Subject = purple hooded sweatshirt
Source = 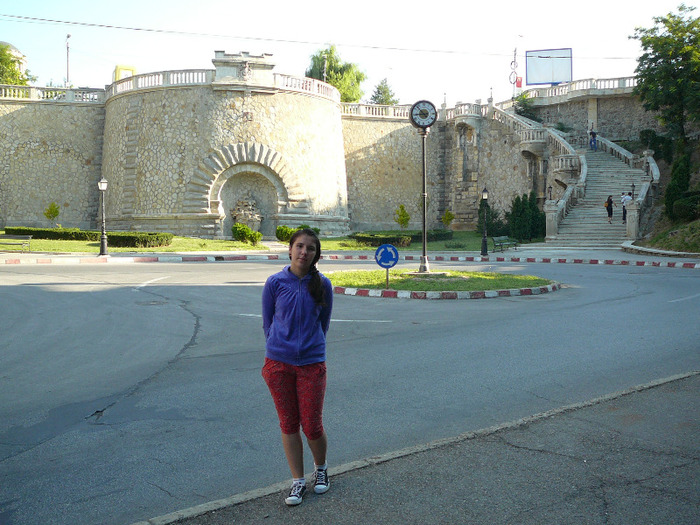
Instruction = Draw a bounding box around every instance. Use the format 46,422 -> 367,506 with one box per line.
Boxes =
262,266 -> 333,366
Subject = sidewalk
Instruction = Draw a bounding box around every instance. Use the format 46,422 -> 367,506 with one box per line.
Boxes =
138,372 -> 699,525
2,242 -> 699,268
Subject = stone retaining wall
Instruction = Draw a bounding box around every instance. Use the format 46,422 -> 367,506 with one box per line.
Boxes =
0,100 -> 104,229
0,68 -> 674,237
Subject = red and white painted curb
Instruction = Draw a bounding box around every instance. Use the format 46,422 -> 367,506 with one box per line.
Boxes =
2,253 -> 698,269
333,282 -> 562,300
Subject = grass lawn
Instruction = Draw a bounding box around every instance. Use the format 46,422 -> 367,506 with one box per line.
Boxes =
328,269 -> 552,292
0,232 -> 267,253
1,230 -> 497,254
322,230 -> 491,252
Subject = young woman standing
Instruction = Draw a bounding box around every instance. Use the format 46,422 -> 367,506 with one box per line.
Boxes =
261,228 -> 333,506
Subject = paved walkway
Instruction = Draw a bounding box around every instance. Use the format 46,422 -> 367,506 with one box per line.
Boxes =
138,372 -> 699,525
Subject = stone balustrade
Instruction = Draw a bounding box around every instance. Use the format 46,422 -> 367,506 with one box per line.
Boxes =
0,84 -> 104,103
445,103 -> 487,120
341,103 -> 410,118
497,75 -> 638,110
105,70 -> 215,98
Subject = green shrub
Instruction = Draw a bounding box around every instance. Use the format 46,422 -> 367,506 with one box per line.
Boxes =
232,222 -> 262,245
393,204 -> 410,229
348,229 -> 452,247
106,231 -> 174,248
43,202 -> 60,226
673,194 -> 700,221
348,232 -> 412,247
276,224 -> 320,242
297,224 -> 321,235
665,153 -> 691,220
276,225 -> 297,242
3,226 -> 173,247
441,209 -> 455,227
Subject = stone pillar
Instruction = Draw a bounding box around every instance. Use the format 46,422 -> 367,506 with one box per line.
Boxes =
544,200 -> 559,239
626,200 -> 639,239
587,98 -> 598,132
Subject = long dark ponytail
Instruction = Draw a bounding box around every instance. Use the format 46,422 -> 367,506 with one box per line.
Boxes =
289,228 -> 326,306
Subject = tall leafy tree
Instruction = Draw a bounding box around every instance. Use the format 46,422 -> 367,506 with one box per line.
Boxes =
369,78 -> 399,105
306,45 -> 366,102
631,4 -> 700,146
632,5 -> 699,219
0,44 -> 34,85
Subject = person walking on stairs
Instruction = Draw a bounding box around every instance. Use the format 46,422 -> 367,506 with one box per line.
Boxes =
605,195 -> 616,223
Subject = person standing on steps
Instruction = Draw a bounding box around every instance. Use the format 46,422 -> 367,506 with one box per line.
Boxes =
605,195 -> 616,223
261,228 -> 333,506
621,192 -> 632,224
589,129 -> 597,151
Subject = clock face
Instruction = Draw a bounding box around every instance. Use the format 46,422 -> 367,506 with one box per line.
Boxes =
410,100 -> 437,129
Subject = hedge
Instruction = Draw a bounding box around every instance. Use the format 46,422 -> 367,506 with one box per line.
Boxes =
349,230 -> 453,247
3,227 -> 173,247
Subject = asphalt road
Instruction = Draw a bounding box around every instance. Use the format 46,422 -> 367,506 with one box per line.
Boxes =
0,257 -> 698,525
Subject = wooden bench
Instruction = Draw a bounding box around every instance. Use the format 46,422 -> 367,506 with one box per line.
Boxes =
0,235 -> 32,252
491,235 -> 518,252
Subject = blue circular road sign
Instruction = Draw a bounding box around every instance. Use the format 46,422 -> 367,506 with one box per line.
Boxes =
375,244 -> 399,269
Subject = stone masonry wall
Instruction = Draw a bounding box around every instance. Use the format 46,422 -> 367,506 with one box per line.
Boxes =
102,85 -> 348,237
0,101 -> 104,229
535,96 -> 665,142
342,117 -> 442,231
0,81 -> 676,237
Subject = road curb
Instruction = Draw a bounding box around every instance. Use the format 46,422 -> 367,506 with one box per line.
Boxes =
2,253 -> 699,269
332,282 -> 563,300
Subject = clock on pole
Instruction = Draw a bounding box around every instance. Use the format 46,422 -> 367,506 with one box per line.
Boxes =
408,100 -> 437,273
409,100 -> 438,129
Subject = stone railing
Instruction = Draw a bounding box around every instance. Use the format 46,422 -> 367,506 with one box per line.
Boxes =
104,70 -> 340,102
274,74 -> 340,103
445,102 -> 488,120
106,69 -> 215,98
491,106 -> 541,135
497,75 -> 638,109
0,84 -> 105,103
341,103 -> 410,118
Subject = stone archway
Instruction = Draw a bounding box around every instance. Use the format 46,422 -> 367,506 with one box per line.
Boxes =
181,142 -> 308,217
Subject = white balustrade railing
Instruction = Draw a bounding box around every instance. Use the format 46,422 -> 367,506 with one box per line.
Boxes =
341,103 -> 410,118
0,84 -> 105,103
105,69 -> 215,98
446,102 -> 487,120
495,75 -> 638,109
274,74 -> 340,103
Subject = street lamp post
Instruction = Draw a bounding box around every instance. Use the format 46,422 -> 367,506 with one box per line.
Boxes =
631,183 -> 635,199
548,185 -> 553,200
480,187 -> 489,257
98,177 -> 108,256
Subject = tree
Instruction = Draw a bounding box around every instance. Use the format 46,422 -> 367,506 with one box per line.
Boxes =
369,78 -> 399,105
306,45 -> 366,103
0,44 -> 34,85
43,202 -> 60,227
393,204 -> 410,229
631,4 -> 700,146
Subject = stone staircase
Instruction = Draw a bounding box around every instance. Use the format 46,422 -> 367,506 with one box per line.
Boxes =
546,151 -> 646,247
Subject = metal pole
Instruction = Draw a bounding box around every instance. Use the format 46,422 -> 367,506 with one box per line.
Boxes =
66,34 -> 71,87
99,188 -> 108,256
481,200 -> 488,256
419,128 -> 430,273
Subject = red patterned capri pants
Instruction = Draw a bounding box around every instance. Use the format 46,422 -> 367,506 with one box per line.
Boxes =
262,357 -> 326,440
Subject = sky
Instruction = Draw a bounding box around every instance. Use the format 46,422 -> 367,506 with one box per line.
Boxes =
1,0 -> 697,107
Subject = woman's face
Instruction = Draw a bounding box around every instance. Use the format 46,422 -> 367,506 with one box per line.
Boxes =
289,234 -> 318,277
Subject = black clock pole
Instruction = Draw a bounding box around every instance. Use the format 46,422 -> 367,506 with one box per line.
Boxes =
419,127 -> 430,273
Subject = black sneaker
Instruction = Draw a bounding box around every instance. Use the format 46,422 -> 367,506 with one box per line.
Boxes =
285,482 -> 306,506
314,468 -> 330,494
